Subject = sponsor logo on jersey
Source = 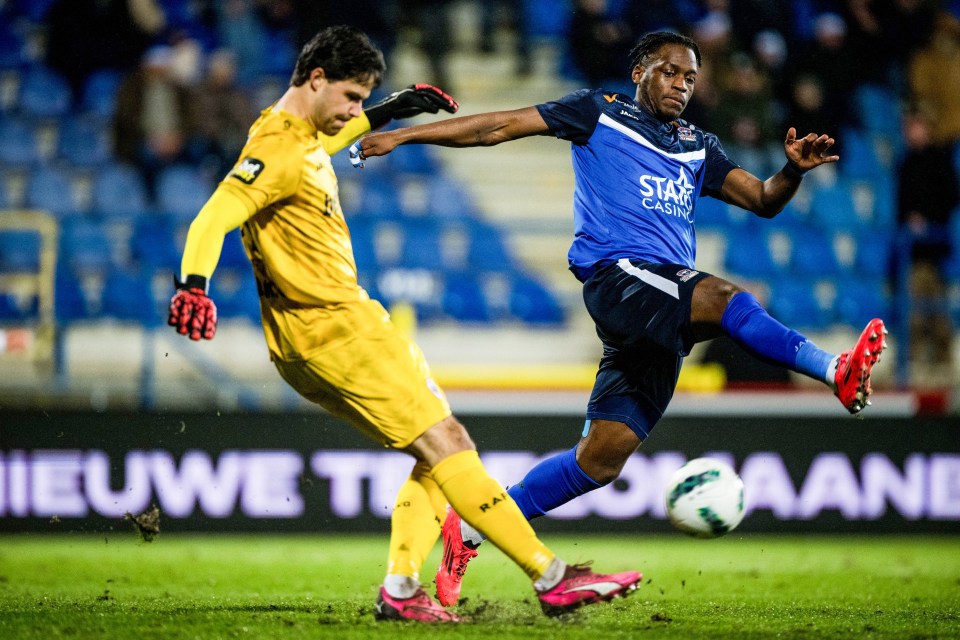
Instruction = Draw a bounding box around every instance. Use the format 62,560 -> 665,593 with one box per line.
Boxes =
677,126 -> 696,142
604,93 -> 640,111
619,109 -> 640,121
676,268 -> 700,282
638,168 -> 696,222
229,157 -> 265,184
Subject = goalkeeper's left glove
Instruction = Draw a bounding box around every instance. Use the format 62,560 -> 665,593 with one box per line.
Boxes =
364,83 -> 458,129
168,274 -> 218,341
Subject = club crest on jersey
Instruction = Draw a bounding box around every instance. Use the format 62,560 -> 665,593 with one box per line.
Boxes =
230,157 -> 265,184
676,268 -> 700,282
677,126 -> 696,142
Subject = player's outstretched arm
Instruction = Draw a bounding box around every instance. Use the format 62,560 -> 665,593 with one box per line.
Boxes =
720,127 -> 840,219
350,106 -> 549,168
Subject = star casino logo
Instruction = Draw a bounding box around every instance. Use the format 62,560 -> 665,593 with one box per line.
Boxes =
638,168 -> 695,222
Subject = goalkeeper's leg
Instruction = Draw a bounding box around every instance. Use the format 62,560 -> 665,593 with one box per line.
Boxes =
408,416 -> 641,614
379,461 -> 461,622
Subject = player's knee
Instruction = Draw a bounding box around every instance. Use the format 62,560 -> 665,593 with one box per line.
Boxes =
576,448 -> 630,485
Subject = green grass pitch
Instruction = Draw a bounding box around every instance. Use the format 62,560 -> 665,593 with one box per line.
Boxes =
0,533 -> 957,639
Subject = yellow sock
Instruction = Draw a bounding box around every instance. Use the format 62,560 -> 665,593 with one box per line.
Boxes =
387,461 -> 446,580
431,450 -> 554,580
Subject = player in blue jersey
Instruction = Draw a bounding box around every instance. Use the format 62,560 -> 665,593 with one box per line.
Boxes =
349,31 -> 887,607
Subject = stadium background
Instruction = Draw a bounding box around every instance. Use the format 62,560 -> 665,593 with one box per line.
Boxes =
0,0 -> 958,536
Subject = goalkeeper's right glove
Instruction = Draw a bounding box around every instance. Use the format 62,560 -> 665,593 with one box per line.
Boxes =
168,274 -> 217,341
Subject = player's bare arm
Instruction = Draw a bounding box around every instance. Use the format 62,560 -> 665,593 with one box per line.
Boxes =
719,127 -> 839,218
355,106 -> 550,159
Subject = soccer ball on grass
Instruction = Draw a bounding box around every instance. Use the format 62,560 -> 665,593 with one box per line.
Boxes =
665,457 -> 745,538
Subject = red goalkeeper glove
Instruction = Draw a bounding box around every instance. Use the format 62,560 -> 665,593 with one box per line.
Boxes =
364,83 -> 459,129
168,275 -> 217,341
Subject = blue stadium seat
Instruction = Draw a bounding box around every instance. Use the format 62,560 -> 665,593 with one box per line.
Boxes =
54,266 -> 92,322
509,274 -> 564,325
0,116 -> 40,165
209,266 -> 260,323
442,271 -> 490,322
836,128 -> 891,183
0,228 -> 40,271
855,84 -> 901,139
102,266 -> 159,324
467,219 -> 514,271
768,279 -> 833,330
57,115 -> 112,167
59,217 -> 115,274
25,165 -> 82,217
353,177 -> 403,218
155,164 -> 214,220
131,215 -> 179,270
219,228 -> 249,269
17,65 -> 71,118
425,176 -> 480,218
0,21 -> 26,69
400,218 -> 440,269
693,195 -> 733,229
525,0 -> 573,37
389,143 -> 439,176
348,216 -> 378,271
723,228 -> 780,279
833,276 -> 891,328
853,237 -> 893,277
789,227 -> 840,277
374,267 -> 443,322
92,163 -> 149,215
80,70 -> 123,120
809,179 -> 861,231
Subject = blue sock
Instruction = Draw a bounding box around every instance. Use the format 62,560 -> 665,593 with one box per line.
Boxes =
507,446 -> 604,520
720,291 -> 833,382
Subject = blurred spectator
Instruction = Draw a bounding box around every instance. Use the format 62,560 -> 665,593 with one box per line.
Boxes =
791,13 -> 858,131
711,52 -> 779,175
895,106 -> 960,372
784,74 -> 843,149
726,0 -> 796,53
45,0 -> 166,102
567,0 -> 634,88
397,0 -> 455,91
841,0 -> 937,90
189,49 -> 260,179
908,9 -> 960,146
114,45 -> 198,198
477,0 -> 531,75
624,0 -> 693,36
752,29 -> 790,127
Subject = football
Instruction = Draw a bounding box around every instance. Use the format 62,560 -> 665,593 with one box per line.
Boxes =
665,457 -> 745,538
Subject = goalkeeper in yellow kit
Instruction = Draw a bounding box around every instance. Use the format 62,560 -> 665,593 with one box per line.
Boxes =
167,25 -> 641,622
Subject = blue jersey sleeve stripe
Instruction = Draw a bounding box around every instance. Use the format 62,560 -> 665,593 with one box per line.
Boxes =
598,114 -> 706,162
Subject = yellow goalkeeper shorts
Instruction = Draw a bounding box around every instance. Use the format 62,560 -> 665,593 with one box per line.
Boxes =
271,297 -> 451,449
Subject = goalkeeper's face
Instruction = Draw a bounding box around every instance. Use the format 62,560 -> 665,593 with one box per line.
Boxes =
311,74 -> 374,135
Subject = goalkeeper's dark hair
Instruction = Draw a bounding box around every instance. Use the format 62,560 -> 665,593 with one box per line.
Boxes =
628,31 -> 702,71
290,25 -> 385,88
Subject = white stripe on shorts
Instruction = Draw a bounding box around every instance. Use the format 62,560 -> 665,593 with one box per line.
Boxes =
617,258 -> 679,299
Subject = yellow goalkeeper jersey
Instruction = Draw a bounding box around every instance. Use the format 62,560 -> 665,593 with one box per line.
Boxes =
181,106 -> 377,360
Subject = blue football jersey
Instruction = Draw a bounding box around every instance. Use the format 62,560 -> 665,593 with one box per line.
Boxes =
536,89 -> 738,280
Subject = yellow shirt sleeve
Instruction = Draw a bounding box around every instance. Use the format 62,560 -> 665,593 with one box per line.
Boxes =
179,188 -> 255,279
321,112 -> 371,155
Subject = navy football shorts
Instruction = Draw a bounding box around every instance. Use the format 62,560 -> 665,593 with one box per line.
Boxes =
581,259 -> 711,440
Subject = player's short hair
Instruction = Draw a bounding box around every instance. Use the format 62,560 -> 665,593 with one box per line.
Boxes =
290,25 -> 385,88
628,31 -> 702,71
